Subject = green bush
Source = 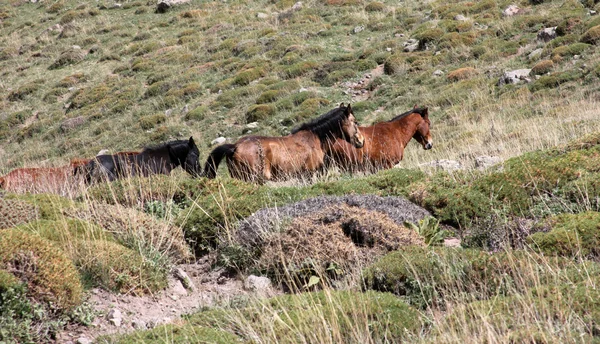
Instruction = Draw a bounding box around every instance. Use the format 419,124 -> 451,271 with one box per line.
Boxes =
383,54 -> 405,75
580,25 -> 600,45
139,113 -> 167,130
185,105 -> 209,121
245,104 -> 276,122
0,229 -> 82,311
527,212 -> 600,259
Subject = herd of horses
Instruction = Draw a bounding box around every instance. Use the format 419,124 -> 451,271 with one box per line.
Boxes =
0,103 -> 432,193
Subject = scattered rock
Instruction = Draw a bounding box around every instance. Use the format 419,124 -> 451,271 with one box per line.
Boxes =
528,48 -> 543,60
394,33 -> 405,38
97,149 -> 110,156
76,337 -> 91,344
537,27 -> 557,42
244,275 -> 272,293
475,156 -> 503,170
211,137 -> 227,146
173,267 -> 197,292
156,0 -> 191,13
403,41 -> 419,53
107,308 -> 123,327
165,109 -> 173,116
444,237 -> 461,248
257,12 -> 269,19
433,69 -> 444,77
60,116 -> 86,132
590,10 -> 597,16
181,104 -> 189,115
278,1 -> 302,21
497,69 -> 532,86
132,319 -> 147,330
112,3 -> 122,9
172,280 -> 188,297
291,1 -> 303,10
454,14 -> 468,21
503,4 -> 520,17
353,25 -> 364,34
246,122 -> 259,129
420,159 -> 463,171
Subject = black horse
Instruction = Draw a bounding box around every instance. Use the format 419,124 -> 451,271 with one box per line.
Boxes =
82,137 -> 201,183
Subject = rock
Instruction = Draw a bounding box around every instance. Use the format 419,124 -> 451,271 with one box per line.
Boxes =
181,104 -> 189,115
475,156 -> 503,170
502,4 -> 520,17
112,3 -> 122,9
528,48 -> 543,60
454,14 -> 467,21
386,47 -> 392,52
60,116 -> 86,132
257,12 -> 269,19
497,69 -> 532,86
107,308 -> 122,327
97,149 -> 110,156
48,24 -> 63,32
433,69 -> 444,77
291,1 -> 302,10
394,33 -> 405,38
537,27 -> 557,42
172,280 -> 188,296
132,319 -> 147,329
211,137 -> 227,146
246,122 -> 259,129
165,109 -> 173,116
244,275 -> 272,293
156,0 -> 191,13
590,10 -> 597,16
353,25 -> 364,34
420,159 -> 463,171
174,267 -> 197,291
76,337 -> 91,344
403,42 -> 419,53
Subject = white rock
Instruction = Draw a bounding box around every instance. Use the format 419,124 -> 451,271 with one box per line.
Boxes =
244,275 -> 272,293
498,69 -> 532,86
528,48 -> 543,60
291,1 -> 302,11
246,122 -> 259,129
257,12 -> 269,19
107,308 -> 123,327
97,149 -> 110,156
537,27 -> 557,42
211,137 -> 227,146
420,159 -> 463,171
76,337 -> 91,344
353,25 -> 364,34
132,319 -> 147,329
454,14 -> 467,21
503,4 -> 520,17
433,70 -> 444,77
475,156 -> 503,170
172,280 -> 188,296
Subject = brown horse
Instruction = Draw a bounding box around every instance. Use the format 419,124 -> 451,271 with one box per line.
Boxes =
329,107 -> 432,172
203,104 -> 365,183
0,159 -> 86,194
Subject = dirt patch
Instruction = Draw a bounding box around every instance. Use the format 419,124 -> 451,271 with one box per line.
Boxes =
57,255 -> 274,343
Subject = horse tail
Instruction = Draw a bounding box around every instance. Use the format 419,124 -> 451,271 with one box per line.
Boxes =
0,176 -> 5,189
203,144 -> 236,179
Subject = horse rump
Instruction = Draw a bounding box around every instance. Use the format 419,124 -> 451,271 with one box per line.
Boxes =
203,143 -> 236,178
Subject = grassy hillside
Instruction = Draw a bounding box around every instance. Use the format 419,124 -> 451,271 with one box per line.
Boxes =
2,0 -> 600,342
1,0 -> 600,171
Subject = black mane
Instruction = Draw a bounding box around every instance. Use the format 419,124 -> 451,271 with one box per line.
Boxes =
291,106 -> 349,140
388,107 -> 428,122
140,139 -> 189,153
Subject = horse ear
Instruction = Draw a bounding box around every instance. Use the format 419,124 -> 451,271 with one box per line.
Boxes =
188,136 -> 195,147
346,103 -> 352,114
422,107 -> 429,119
339,102 -> 345,108
413,104 -> 418,109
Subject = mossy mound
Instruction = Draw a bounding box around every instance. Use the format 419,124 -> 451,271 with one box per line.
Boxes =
49,47 -> 87,69
362,246 -> 588,309
111,290 -> 422,343
0,229 -> 82,311
73,239 -> 168,294
530,59 -> 554,75
245,104 -> 276,123
581,24 -> 600,44
527,211 -> 600,259
447,67 -> 477,81
0,198 -> 40,229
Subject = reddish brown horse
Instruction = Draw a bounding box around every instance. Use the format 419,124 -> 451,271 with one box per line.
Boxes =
329,107 -> 432,172
203,104 -> 365,183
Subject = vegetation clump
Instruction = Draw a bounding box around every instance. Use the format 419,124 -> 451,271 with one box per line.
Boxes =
0,199 -> 40,229
447,67 -> 477,81
245,104 -> 276,122
581,24 -> 600,44
530,59 -> 554,75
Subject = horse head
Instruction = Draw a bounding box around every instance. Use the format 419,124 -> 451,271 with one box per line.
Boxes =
169,137 -> 201,177
412,107 -> 433,150
340,103 -> 365,149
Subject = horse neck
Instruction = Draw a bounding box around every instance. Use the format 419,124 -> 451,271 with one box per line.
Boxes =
390,113 -> 422,146
140,146 -> 177,167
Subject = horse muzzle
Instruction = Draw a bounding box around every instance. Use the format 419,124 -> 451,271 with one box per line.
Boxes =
424,142 -> 433,150
353,136 -> 365,149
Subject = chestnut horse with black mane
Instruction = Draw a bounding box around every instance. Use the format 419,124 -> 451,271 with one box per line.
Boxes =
329,107 -> 432,172
82,137 -> 201,183
203,104 -> 365,183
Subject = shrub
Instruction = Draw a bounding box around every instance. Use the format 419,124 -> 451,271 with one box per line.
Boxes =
365,2 -> 385,12
185,105 -> 209,121
0,229 -> 82,311
7,80 -> 43,101
256,90 -> 284,104
0,199 -> 40,229
280,61 -> 319,79
447,67 -> 477,82
530,59 -> 554,75
49,47 -> 86,69
580,25 -> 600,45
383,54 -> 405,75
529,70 -> 582,91
414,28 -> 444,49
551,42 -> 590,58
139,113 -> 167,130
245,104 -> 276,122
527,212 -> 600,259
233,67 -> 265,86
